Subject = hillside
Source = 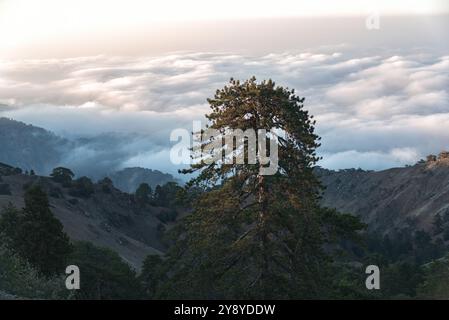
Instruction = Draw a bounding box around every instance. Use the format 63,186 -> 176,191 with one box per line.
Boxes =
0,117 -> 179,191
0,163 -> 177,270
0,118 -> 69,174
319,153 -> 449,236
109,167 -> 180,193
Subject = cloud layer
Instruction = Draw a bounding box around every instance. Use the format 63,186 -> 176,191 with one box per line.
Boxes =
1,51 -> 448,174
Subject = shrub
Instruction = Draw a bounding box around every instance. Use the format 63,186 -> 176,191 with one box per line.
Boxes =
69,176 -> 95,198
135,183 -> 152,205
0,244 -> 69,299
68,241 -> 143,299
98,177 -> 114,194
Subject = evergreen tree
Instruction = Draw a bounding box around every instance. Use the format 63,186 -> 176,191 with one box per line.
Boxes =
50,167 -> 74,186
418,257 -> 449,299
69,176 -> 95,198
135,183 -> 152,205
153,185 -> 163,204
139,254 -> 164,298
0,187 -> 72,276
157,78 -> 363,299
98,177 -> 114,193
154,182 -> 182,207
68,241 -> 142,299
0,204 -> 21,248
433,213 -> 444,235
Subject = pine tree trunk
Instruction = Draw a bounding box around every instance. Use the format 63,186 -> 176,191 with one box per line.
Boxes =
258,174 -> 269,296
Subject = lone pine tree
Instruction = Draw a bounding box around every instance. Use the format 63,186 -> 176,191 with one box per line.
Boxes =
156,77 -> 363,299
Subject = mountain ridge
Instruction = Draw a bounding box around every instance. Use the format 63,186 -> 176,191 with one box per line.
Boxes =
318,155 -> 449,237
0,117 -> 179,192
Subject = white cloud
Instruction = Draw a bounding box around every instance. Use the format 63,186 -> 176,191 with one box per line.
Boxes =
0,51 -> 448,172
320,148 -> 421,171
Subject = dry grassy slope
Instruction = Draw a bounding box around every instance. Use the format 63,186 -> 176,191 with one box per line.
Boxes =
0,169 -> 170,270
319,160 -> 449,235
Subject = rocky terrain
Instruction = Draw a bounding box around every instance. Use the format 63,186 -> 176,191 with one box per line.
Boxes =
318,152 -> 449,236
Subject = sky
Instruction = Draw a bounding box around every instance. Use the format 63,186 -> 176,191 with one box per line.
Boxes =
0,1 -> 448,176
1,0 -> 448,58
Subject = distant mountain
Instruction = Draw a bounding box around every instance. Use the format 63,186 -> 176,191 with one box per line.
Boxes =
0,117 -> 179,186
0,118 -> 69,174
318,153 -> 449,236
109,167 -> 180,193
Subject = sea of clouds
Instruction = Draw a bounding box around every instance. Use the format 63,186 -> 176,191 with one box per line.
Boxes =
0,50 -> 448,176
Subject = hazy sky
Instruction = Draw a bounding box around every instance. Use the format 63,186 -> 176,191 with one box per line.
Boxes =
1,0 -> 448,57
0,1 -> 448,176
